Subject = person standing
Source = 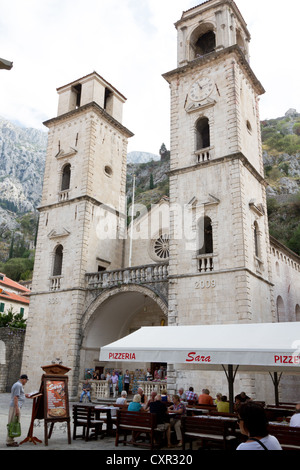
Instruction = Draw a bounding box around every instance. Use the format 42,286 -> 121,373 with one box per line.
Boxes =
7,374 -> 29,447
111,371 -> 118,398
124,370 -> 130,394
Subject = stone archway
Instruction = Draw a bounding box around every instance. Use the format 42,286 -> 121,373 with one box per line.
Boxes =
79,284 -> 168,378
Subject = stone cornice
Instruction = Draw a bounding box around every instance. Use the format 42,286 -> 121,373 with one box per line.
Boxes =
167,152 -> 268,187
270,235 -> 300,264
37,194 -> 127,219
175,1 -> 250,40
43,101 -> 134,139
162,45 -> 265,96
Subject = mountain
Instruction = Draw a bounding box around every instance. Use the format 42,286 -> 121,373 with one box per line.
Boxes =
0,117 -> 47,213
127,151 -> 160,164
0,110 -> 299,270
262,111 -> 300,253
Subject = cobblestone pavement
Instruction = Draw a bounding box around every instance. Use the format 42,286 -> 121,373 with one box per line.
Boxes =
0,393 -> 140,451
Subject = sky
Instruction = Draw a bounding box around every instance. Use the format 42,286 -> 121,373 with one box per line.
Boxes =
0,0 -> 299,155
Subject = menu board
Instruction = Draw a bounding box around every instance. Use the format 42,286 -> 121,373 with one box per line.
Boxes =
44,377 -> 69,420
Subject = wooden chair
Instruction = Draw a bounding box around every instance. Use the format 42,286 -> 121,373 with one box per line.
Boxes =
181,416 -> 238,450
115,410 -> 158,450
72,405 -> 104,441
268,424 -> 300,451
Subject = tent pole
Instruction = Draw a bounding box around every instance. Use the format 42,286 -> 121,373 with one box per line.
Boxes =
228,365 -> 234,413
269,372 -> 282,407
222,365 -> 238,413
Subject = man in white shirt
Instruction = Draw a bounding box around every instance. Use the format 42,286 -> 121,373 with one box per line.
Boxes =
7,374 -> 29,447
290,403 -> 300,427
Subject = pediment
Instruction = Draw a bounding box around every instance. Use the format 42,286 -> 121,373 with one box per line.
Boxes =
55,147 -> 77,159
48,228 -> 71,239
188,194 -> 220,208
185,98 -> 216,114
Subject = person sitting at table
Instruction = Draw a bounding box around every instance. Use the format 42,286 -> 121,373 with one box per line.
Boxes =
137,387 -> 147,408
145,390 -> 157,410
290,403 -> 300,427
234,391 -> 251,411
185,387 -> 198,404
214,392 -> 222,405
216,395 -> 230,413
128,394 -> 142,412
116,390 -> 128,406
198,388 -> 214,406
236,402 -> 282,450
79,380 -> 92,402
150,394 -> 170,445
161,389 -> 169,403
167,394 -> 186,448
178,388 -> 187,402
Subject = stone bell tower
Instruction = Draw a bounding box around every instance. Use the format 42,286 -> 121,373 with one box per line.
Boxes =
163,0 -> 275,329
22,72 -> 133,393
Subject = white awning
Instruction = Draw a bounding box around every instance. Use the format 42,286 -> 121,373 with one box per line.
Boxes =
100,322 -> 300,373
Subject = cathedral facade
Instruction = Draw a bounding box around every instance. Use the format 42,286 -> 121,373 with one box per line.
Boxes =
22,0 -> 300,401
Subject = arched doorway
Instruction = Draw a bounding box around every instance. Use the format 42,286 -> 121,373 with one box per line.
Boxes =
79,285 -> 168,380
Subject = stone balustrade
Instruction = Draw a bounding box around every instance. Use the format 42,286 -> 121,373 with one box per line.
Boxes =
195,146 -> 213,163
137,380 -> 168,397
197,254 -> 214,272
78,380 -> 168,400
86,263 -> 169,289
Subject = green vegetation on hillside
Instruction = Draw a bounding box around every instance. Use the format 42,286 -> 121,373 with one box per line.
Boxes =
262,114 -> 300,255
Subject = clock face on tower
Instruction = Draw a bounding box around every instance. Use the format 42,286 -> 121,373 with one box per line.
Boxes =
189,77 -> 214,102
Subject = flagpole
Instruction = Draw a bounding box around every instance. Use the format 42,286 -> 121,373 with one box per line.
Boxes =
129,174 -> 136,268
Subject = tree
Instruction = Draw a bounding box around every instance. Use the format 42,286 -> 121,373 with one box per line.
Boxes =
149,173 -> 154,190
0,307 -> 27,329
9,232 -> 15,259
287,224 -> 300,256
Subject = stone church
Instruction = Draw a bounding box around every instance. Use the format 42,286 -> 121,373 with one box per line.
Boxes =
22,0 -> 300,401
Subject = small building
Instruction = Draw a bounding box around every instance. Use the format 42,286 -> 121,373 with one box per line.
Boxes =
0,273 -> 30,318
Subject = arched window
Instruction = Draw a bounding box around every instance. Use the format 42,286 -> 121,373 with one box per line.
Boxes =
254,221 -> 260,258
198,216 -> 213,255
196,117 -> 210,151
61,164 -> 71,191
53,245 -> 63,276
276,296 -> 285,322
189,24 -> 216,60
194,31 -> 216,57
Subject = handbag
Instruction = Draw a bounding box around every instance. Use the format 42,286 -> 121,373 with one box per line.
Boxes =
7,416 -> 21,438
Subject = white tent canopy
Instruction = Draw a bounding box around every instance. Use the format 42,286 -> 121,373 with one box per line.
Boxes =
100,322 -> 300,373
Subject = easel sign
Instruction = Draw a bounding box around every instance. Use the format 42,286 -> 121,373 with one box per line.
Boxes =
20,363 -> 71,447
42,364 -> 71,446
44,377 -> 69,419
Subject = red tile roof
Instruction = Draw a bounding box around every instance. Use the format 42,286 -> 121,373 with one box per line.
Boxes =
0,273 -> 30,293
0,290 -> 30,305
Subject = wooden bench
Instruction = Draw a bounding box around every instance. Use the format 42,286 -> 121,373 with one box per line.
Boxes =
115,410 -> 158,450
181,416 -> 238,450
72,405 -> 104,441
265,407 -> 294,422
268,424 -> 300,451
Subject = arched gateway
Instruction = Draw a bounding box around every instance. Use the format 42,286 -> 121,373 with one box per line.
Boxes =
80,284 -> 168,380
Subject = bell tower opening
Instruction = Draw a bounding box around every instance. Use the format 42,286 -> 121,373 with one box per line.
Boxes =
190,24 -> 216,61
196,117 -> 210,150
195,31 -> 216,57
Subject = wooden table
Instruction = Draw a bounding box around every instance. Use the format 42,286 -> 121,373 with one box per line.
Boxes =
95,406 -> 116,436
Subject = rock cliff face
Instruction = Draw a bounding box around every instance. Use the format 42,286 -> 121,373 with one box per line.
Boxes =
0,117 -> 48,214
0,112 -> 299,262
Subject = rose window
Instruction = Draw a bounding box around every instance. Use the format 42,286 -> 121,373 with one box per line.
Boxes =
153,234 -> 169,260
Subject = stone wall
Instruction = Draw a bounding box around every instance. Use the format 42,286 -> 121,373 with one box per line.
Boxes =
0,328 -> 25,392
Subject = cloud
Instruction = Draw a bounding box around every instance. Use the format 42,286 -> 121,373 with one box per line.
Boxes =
0,0 -> 299,154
